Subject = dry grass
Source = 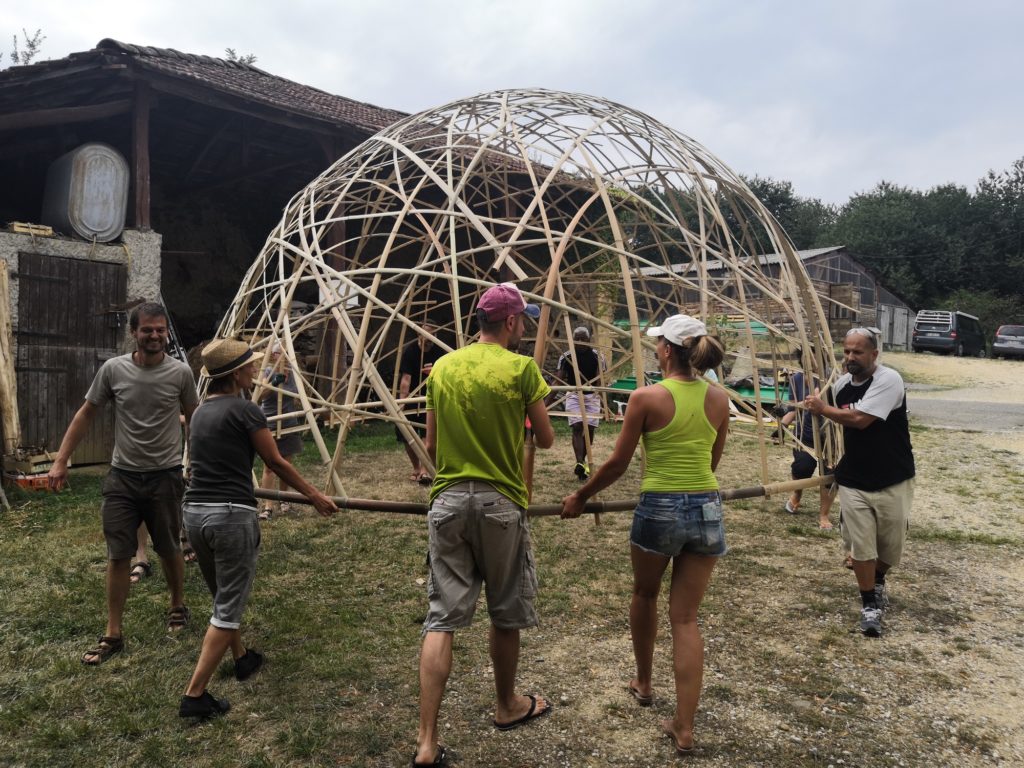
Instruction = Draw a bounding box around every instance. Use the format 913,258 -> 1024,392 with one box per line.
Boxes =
1,385 -> 1023,766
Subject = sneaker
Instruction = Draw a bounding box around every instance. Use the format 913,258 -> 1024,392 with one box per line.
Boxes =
581,462 -> 591,479
235,648 -> 264,681
860,606 -> 882,638
873,582 -> 890,610
179,690 -> 231,719
574,462 -> 587,480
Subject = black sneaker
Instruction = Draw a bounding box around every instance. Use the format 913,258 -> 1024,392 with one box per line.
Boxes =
574,462 -> 587,480
179,691 -> 231,719
235,648 -> 264,681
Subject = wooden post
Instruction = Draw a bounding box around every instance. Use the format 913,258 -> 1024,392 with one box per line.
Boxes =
132,81 -> 151,230
0,264 -> 20,454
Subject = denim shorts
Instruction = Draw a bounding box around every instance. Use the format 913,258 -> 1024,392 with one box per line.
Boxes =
630,491 -> 728,557
423,481 -> 538,632
183,502 -> 261,630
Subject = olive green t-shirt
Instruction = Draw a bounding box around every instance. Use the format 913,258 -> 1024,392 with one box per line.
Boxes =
85,353 -> 198,471
426,343 -> 550,509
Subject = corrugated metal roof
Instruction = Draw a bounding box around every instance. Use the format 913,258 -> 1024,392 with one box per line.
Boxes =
638,246 -> 846,277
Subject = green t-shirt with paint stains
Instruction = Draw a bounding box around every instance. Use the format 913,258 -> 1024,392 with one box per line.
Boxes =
426,342 -> 550,509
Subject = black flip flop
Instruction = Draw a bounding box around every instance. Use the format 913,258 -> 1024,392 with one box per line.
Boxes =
493,694 -> 552,731
410,744 -> 447,767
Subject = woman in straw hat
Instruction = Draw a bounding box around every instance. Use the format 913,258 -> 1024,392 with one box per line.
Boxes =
178,339 -> 338,720
561,315 -> 729,756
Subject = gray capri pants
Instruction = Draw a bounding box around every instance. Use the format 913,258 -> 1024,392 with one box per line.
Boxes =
182,502 -> 261,630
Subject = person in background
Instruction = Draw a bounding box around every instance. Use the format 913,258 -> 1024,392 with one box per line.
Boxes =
562,314 -> 729,757
397,323 -> 445,485
258,341 -> 304,520
781,350 -> 836,531
556,326 -> 606,481
179,339 -> 337,719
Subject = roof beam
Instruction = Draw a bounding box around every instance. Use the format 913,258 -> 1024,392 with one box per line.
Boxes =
0,99 -> 132,132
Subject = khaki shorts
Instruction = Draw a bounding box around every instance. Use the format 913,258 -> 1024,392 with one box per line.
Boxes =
423,481 -> 538,632
101,467 -> 185,560
839,478 -> 914,566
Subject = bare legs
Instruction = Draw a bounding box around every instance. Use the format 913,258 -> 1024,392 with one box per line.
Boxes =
415,631 -> 453,765
101,558 -> 132,640
788,483 -> 837,529
134,525 -> 148,567
570,423 -> 595,465
629,545 -> 718,751
415,626 -> 548,765
629,546 -> 671,700
260,458 -> 295,514
184,625 -> 246,697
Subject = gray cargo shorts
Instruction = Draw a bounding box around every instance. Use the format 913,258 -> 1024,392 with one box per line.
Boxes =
423,481 -> 539,632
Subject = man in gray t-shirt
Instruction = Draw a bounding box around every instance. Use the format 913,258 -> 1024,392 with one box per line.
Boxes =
48,303 -> 199,665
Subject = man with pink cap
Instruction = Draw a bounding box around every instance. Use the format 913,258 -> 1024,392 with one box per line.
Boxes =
411,282 -> 555,767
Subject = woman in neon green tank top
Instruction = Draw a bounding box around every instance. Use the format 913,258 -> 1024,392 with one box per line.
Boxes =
562,315 -> 730,756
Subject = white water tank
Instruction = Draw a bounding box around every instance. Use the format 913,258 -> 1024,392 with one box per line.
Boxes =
41,143 -> 129,242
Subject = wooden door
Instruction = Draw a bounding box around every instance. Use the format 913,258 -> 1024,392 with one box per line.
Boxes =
15,253 -> 127,465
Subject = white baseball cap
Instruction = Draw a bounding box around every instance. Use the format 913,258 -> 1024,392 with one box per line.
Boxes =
646,314 -> 707,345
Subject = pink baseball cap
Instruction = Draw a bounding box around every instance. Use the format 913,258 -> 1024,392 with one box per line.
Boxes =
477,282 -> 541,321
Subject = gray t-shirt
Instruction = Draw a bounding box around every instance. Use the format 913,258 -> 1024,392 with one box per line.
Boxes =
184,396 -> 268,506
85,353 -> 199,471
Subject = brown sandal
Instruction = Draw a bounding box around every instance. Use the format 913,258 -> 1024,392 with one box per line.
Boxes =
129,561 -> 152,584
167,605 -> 191,632
82,635 -> 123,665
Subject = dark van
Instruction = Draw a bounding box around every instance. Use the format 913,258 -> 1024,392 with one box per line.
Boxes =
911,310 -> 985,356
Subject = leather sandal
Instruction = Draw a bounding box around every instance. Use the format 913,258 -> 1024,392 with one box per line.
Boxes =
129,561 -> 152,584
167,605 -> 191,632
82,635 -> 123,665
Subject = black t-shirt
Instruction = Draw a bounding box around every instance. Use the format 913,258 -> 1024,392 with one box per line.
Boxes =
185,396 -> 268,505
834,376 -> 915,491
400,342 -> 445,394
558,348 -> 601,389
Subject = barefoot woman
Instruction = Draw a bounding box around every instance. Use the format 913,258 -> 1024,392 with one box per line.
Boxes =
562,315 -> 729,755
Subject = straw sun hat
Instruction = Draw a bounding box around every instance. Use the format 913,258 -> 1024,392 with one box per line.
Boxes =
200,339 -> 264,378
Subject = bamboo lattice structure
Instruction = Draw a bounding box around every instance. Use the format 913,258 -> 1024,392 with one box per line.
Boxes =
210,89 -> 841,495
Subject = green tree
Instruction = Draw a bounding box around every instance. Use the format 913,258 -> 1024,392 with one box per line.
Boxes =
224,48 -> 257,65
2,28 -> 45,67
741,175 -> 836,250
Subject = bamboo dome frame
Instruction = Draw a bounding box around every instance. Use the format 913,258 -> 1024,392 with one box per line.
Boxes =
212,88 -> 841,495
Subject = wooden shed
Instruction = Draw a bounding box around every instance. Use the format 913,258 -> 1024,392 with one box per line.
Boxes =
641,246 -> 915,350
0,39 -> 407,462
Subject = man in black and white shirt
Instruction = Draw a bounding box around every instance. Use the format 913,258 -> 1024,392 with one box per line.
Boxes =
804,328 -> 915,638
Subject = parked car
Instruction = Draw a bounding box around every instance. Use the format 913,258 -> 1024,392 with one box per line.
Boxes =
992,324 -> 1024,359
911,310 -> 985,356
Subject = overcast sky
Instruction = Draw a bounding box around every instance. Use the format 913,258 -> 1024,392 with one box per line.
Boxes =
6,0 -> 1022,204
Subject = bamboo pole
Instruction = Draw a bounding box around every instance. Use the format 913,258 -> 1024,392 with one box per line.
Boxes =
257,474 -> 835,516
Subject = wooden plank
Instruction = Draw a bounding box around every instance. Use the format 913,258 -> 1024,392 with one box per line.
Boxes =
0,265 -> 20,453
0,99 -> 133,132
